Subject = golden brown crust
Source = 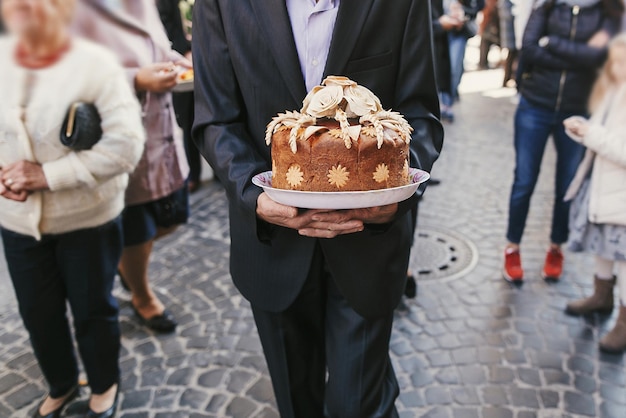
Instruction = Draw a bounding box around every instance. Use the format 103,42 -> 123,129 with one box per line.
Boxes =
271,120 -> 410,192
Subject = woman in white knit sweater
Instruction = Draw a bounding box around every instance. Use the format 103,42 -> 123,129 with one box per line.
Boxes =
0,1 -> 144,417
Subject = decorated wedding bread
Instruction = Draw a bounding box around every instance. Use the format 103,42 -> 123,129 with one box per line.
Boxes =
265,76 -> 413,192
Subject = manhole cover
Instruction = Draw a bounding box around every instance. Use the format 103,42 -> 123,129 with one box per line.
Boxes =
409,225 -> 478,282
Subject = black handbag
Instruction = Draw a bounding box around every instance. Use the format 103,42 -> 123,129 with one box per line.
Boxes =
59,102 -> 102,150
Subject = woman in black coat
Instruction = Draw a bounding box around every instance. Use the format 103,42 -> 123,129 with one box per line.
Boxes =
503,0 -> 623,284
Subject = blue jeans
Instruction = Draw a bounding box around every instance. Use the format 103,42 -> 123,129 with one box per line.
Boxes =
2,218 -> 123,397
441,32 -> 469,107
506,97 -> 585,245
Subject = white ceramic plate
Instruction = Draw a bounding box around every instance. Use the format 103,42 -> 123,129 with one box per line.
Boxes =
252,168 -> 430,209
173,79 -> 194,93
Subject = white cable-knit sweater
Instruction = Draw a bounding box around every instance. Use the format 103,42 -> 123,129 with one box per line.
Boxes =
0,36 -> 145,240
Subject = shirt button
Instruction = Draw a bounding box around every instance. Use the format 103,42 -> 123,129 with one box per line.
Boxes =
312,59 -> 319,66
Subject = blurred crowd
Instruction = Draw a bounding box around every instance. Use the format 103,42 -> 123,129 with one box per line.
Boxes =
1,0 -> 626,417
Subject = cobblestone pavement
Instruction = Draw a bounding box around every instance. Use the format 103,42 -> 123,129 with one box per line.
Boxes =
1,67 -> 626,417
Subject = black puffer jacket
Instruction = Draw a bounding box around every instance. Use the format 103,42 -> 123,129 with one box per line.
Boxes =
519,1 -> 620,113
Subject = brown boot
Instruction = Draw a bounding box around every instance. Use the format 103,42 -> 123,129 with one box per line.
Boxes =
565,276 -> 615,315
599,305 -> 626,353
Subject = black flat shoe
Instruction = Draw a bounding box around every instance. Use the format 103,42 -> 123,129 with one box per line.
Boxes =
33,385 -> 79,418
132,305 -> 178,333
86,386 -> 119,418
404,275 -> 417,299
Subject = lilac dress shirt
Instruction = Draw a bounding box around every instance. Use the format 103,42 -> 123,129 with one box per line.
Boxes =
286,0 -> 340,92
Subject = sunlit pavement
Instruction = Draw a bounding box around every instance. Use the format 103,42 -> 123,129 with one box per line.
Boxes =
0,45 -> 624,417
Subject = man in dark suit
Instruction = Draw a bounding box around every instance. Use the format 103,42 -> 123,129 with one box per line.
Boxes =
192,1 -> 443,416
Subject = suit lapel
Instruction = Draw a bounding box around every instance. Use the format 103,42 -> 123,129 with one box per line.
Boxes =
324,0 -> 375,77
250,0 -> 307,103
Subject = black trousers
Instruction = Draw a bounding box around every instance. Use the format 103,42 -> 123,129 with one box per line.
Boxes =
1,218 -> 123,396
173,91 -> 201,183
252,244 -> 399,418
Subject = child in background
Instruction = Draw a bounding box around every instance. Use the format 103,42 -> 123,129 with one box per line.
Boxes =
563,33 -> 626,353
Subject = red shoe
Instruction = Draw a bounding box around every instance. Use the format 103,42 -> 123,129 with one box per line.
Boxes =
542,247 -> 563,281
503,247 -> 524,283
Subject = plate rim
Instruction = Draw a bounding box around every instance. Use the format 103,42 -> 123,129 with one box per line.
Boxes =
251,167 -> 429,196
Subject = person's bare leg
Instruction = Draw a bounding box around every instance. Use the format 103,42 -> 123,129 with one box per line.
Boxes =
38,387 -> 77,415
118,226 -> 178,319
89,383 -> 118,414
118,240 -> 164,319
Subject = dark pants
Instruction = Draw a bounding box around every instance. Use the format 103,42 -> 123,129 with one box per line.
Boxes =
1,218 -> 123,397
252,245 -> 399,418
506,97 -> 585,245
173,91 -> 201,183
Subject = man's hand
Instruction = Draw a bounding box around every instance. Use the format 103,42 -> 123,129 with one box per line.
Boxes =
297,203 -> 398,238
256,192 -> 365,238
1,161 -> 48,195
135,62 -> 179,93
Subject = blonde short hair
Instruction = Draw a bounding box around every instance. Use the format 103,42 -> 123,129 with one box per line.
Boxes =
589,33 -> 626,113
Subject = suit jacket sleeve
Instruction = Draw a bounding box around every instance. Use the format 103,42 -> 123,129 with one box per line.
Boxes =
191,0 -> 266,219
396,0 -> 444,183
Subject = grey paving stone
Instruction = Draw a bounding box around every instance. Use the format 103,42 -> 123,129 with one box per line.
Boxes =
458,365 -> 486,385
452,407 -> 479,418
425,387 -> 452,406
167,367 -> 194,386
599,382 -> 626,405
539,390 -> 560,409
517,411 -> 537,418
488,366 -> 516,384
481,386 -> 508,406
564,391 -> 596,417
423,406 -> 452,418
205,394 -> 228,414
598,364 -> 626,387
410,370 -> 434,388
451,387 -> 480,405
542,369 -> 571,386
435,367 -> 460,385
121,389 -> 152,410
0,373 -> 25,395
599,400 -> 626,418
574,374 -> 597,394
180,388 -> 209,410
151,388 -> 179,409
225,396 -> 257,418
481,407 -> 514,418
5,383 -> 43,410
398,390 -> 425,408
567,354 -> 595,375
517,367 -> 541,387
509,388 -> 540,409
427,351 -> 452,367
0,402 -> 12,418
246,378 -> 274,404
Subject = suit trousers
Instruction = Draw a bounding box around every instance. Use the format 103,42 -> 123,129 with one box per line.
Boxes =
252,243 -> 399,418
1,218 -> 123,396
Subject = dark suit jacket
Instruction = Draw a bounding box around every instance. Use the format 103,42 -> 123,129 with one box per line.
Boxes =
192,0 -> 443,319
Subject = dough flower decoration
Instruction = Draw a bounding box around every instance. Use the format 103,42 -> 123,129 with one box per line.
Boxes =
285,165 -> 304,187
266,76 -> 412,153
372,163 -> 390,183
327,164 -> 350,188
